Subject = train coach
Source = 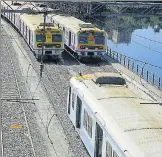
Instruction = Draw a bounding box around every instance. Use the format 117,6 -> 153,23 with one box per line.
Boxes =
48,14 -> 107,61
1,1 -> 64,61
67,72 -> 162,157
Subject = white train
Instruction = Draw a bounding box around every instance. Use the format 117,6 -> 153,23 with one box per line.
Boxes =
67,72 -> 162,157
1,1 -> 64,61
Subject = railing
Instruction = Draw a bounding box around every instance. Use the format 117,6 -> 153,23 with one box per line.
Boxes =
106,48 -> 162,91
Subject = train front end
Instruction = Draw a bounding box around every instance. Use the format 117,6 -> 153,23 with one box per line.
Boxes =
35,23 -> 64,60
77,27 -> 107,61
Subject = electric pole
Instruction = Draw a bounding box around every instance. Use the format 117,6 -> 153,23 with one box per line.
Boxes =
40,11 -> 47,78
0,2 -> 2,156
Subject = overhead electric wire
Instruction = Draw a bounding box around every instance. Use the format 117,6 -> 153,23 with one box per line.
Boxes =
133,34 -> 162,45
132,40 -> 162,55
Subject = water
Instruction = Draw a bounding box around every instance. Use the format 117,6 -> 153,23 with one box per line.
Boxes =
107,27 -> 162,77
88,16 -> 162,78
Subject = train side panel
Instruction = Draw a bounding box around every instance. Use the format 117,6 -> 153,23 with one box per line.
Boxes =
67,84 -> 96,157
67,75 -> 129,157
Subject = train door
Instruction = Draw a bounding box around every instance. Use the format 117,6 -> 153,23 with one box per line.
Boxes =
95,123 -> 103,157
29,29 -> 30,45
30,31 -> 33,48
76,96 -> 82,128
69,31 -> 71,46
67,86 -> 71,115
23,22 -> 24,35
20,20 -> 21,32
26,26 -> 27,39
13,14 -> 16,25
4,7 -> 5,16
10,13 -> 12,21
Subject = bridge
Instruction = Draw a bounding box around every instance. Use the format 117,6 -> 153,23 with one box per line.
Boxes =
1,0 -> 162,16
0,0 -> 162,2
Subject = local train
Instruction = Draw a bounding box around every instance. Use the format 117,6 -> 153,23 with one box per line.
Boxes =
48,14 -> 107,61
32,5 -> 107,61
2,1 -> 107,61
67,72 -> 162,157
1,1 -> 64,61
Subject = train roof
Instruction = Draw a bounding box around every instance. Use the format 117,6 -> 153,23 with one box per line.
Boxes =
20,14 -> 60,30
70,72 -> 162,157
49,14 -> 104,34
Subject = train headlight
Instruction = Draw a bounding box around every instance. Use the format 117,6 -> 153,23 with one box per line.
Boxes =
37,44 -> 42,48
99,46 -> 103,49
80,45 -> 85,49
56,44 -> 61,48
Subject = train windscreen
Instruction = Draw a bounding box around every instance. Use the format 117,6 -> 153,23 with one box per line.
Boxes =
78,32 -> 89,44
36,34 -> 46,42
52,34 -> 62,42
94,32 -> 105,45
79,32 -> 105,45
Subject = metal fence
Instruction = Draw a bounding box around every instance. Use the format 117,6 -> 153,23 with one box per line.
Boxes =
106,48 -> 162,91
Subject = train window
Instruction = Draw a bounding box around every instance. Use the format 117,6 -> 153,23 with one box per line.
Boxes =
74,35 -> 75,44
26,26 -> 28,38
52,34 -> 62,42
72,92 -> 75,109
23,22 -> 24,34
106,142 -> 112,157
83,110 -> 88,129
95,122 -> 103,157
65,30 -> 68,39
36,35 -> 46,42
31,32 -> 33,43
83,110 -> 92,138
88,116 -> 92,137
113,151 -> 119,157
71,34 -> 73,43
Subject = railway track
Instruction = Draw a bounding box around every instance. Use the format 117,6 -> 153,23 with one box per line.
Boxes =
1,27 -> 36,157
62,48 -> 118,75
